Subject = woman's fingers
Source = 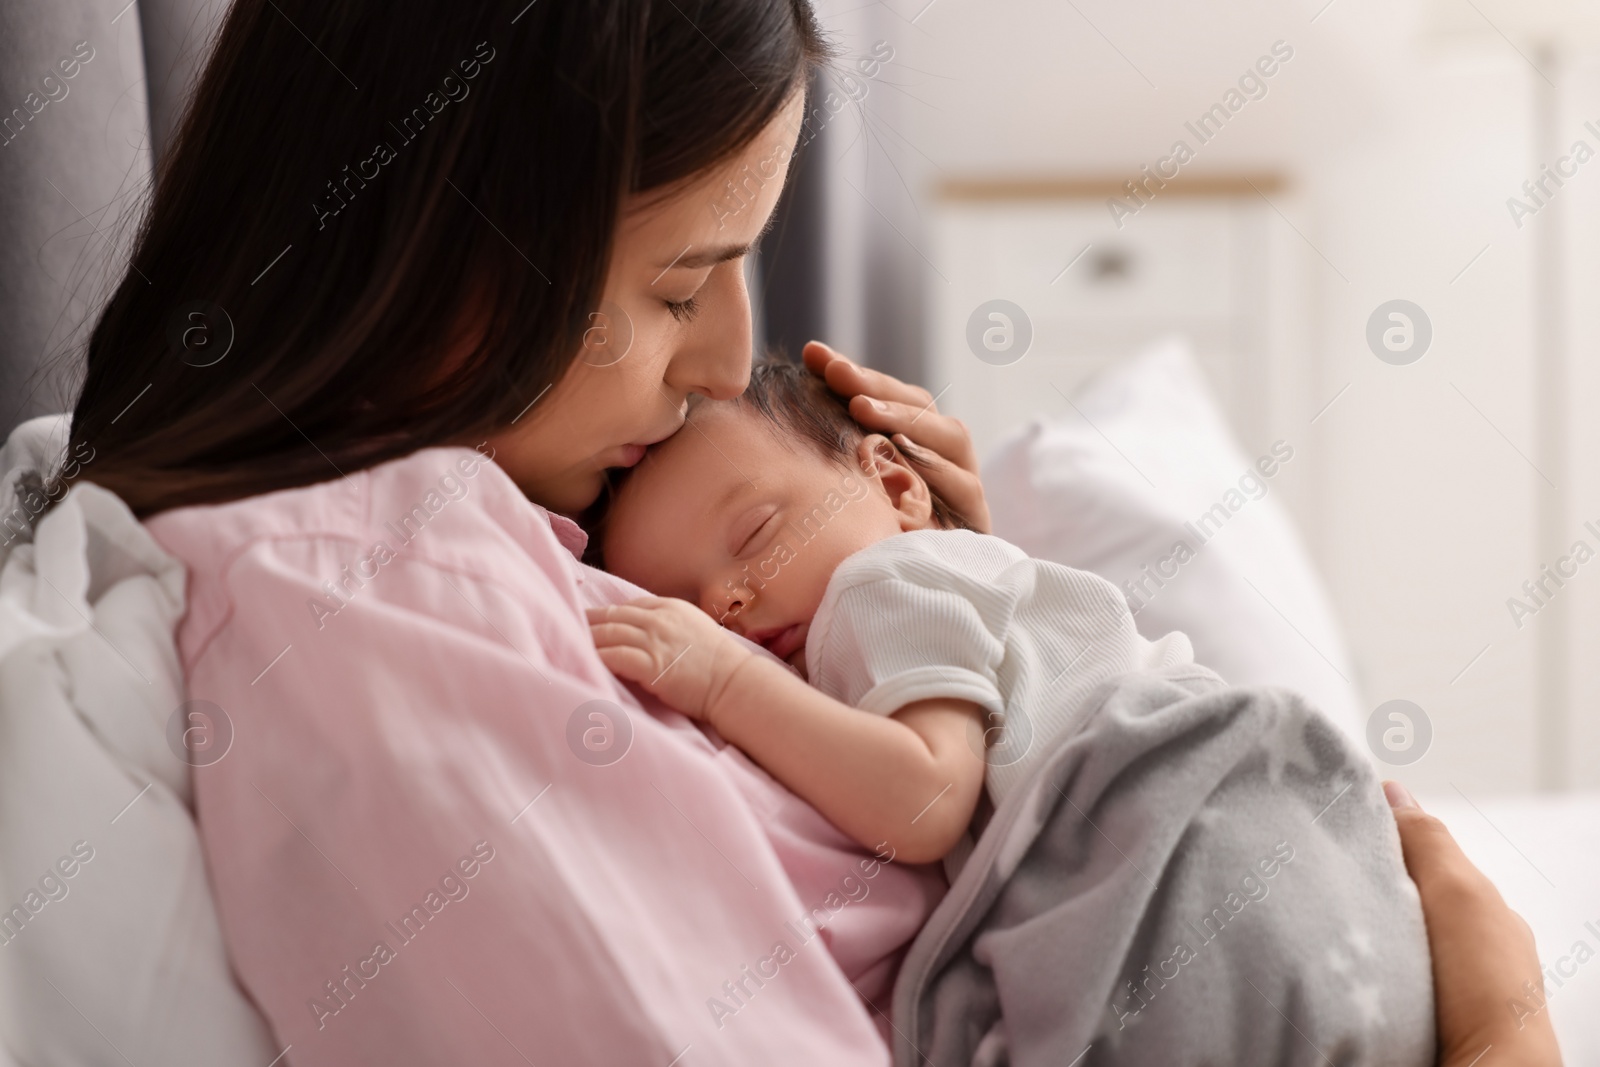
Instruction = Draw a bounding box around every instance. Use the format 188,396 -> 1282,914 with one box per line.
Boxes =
1384,781 -> 1564,1066
802,341 -> 993,533
1387,781 -> 1498,903
802,341 -> 970,464
887,430 -> 993,534
845,394 -> 974,464
803,341 -> 934,409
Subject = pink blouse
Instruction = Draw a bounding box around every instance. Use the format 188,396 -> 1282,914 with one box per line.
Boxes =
144,445 -> 945,1066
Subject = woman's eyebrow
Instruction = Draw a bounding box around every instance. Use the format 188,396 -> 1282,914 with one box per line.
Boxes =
662,241 -> 751,271
658,213 -> 779,271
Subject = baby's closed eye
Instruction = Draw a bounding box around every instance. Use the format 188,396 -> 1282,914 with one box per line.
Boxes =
729,504 -> 780,557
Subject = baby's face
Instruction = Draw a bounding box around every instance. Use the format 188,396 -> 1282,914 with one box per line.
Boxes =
603,403 -> 924,674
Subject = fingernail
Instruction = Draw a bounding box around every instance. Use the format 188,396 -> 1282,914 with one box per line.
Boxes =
867,398 -> 888,412
1383,780 -> 1419,810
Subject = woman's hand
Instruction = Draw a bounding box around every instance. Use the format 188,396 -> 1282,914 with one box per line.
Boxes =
587,598 -> 754,722
803,341 -> 992,534
1384,781 -> 1564,1066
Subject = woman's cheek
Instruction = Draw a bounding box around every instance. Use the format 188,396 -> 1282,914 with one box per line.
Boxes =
626,319 -> 675,383
615,332 -> 681,419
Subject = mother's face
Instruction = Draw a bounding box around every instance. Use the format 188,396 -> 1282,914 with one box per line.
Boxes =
488,90 -> 806,515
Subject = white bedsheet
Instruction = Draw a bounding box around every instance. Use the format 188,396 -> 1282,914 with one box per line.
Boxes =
1420,791 -> 1600,1062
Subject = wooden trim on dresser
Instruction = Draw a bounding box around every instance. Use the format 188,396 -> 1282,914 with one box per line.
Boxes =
936,173 -> 1289,201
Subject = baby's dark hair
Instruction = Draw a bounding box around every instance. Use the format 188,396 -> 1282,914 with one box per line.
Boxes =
728,359 -> 971,531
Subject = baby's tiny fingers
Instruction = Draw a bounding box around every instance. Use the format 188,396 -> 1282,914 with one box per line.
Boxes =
591,603 -> 667,629
588,620 -> 652,649
594,643 -> 659,682
624,595 -> 679,609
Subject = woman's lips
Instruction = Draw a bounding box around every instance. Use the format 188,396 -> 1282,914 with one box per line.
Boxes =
609,420 -> 684,469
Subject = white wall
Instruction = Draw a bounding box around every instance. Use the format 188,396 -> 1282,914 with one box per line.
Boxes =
814,0 -> 1598,795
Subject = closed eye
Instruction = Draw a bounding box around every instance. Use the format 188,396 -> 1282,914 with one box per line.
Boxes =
731,507 -> 778,558
664,294 -> 701,322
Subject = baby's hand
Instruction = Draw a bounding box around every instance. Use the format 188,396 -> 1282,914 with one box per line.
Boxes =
586,597 -> 754,721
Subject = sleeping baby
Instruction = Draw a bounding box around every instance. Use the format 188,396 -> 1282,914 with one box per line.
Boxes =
587,360 -> 1434,1065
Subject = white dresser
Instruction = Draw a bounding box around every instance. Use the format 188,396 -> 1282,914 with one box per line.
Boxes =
924,182 -> 1310,463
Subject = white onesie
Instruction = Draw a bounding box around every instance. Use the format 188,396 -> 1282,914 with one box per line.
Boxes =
803,529 -> 1198,804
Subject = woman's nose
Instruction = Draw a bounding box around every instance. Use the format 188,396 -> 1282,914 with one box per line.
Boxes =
668,266 -> 752,401
675,339 -> 750,403
696,361 -> 749,402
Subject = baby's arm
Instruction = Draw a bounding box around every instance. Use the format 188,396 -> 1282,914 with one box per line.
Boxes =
588,597 -> 986,864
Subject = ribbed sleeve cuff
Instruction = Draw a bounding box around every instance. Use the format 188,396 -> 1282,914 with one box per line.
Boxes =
855,666 -> 1005,720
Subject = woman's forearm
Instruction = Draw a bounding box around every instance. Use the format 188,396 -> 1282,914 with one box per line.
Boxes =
710,654 -> 983,863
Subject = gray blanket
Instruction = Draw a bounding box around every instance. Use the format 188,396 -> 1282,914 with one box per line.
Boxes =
889,668 -> 1435,1067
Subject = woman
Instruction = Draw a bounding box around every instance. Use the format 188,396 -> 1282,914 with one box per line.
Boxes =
58,0 -> 1557,1063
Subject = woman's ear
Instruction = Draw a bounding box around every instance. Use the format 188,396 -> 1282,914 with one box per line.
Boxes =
855,434 -> 934,531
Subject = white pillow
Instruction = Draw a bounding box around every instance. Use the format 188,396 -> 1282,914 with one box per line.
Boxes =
983,337 -> 1365,740
0,416 -> 276,1066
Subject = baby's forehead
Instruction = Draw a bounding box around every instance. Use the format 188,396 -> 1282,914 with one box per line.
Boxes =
650,401 -> 766,476
613,403 -> 818,515
665,400 -> 809,470
602,405 -> 776,563
608,405 -> 763,518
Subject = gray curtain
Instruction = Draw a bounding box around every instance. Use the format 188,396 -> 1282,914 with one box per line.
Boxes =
0,0 -> 224,441
755,67 -> 829,363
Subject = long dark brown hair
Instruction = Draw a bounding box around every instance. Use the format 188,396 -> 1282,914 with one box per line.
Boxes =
57,0 -> 831,518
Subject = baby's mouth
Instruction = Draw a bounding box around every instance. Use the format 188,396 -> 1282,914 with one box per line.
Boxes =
755,620 -> 809,665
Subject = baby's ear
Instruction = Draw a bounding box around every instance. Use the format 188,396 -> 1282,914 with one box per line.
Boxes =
855,434 -> 934,531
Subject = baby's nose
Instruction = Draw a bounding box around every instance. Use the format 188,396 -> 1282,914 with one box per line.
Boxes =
713,592 -> 749,630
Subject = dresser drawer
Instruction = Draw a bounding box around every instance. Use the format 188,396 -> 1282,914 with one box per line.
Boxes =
933,199 -> 1240,323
